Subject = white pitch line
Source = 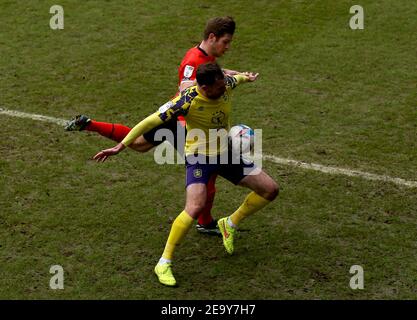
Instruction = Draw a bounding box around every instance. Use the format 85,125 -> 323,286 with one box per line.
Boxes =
0,107 -> 67,126
1,107 -> 416,188
263,155 -> 417,188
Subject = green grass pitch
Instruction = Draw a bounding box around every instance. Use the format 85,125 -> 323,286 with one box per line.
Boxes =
0,0 -> 416,299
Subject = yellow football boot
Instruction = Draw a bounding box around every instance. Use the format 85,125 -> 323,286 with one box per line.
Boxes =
154,263 -> 176,287
218,217 -> 236,255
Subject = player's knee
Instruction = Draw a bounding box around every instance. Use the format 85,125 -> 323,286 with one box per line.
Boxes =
264,180 -> 279,201
130,146 -> 145,153
131,136 -> 153,153
133,142 -> 153,153
186,201 -> 206,218
136,145 -> 151,153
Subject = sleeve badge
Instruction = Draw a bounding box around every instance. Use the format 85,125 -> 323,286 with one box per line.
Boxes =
183,65 -> 195,78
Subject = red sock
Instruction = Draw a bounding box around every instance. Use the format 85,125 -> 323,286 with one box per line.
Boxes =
198,174 -> 217,226
86,121 -> 131,143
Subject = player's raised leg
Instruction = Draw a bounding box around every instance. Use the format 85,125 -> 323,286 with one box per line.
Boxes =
65,115 -> 134,142
154,183 -> 207,286
65,115 -> 163,152
218,170 -> 279,254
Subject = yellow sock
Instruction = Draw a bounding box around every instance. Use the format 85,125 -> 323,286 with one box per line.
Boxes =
230,192 -> 271,226
162,210 -> 194,261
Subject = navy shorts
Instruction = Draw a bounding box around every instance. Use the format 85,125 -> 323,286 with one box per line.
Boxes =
185,151 -> 257,187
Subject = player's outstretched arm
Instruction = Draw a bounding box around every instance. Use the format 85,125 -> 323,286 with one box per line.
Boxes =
223,69 -> 259,79
92,113 -> 164,163
93,143 -> 126,162
242,72 -> 259,82
223,68 -> 241,76
226,72 -> 259,90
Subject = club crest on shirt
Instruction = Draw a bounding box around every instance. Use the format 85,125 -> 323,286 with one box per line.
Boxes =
193,169 -> 202,178
211,111 -> 226,126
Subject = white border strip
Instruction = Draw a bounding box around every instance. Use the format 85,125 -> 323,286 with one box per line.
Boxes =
1,107 -> 416,188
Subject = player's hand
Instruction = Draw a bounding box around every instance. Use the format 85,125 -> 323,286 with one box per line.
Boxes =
93,143 -> 126,162
242,72 -> 259,82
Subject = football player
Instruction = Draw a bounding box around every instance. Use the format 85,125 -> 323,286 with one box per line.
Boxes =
66,17 -> 255,235
93,62 -> 279,286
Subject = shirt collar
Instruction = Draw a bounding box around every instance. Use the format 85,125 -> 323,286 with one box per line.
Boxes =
197,45 -> 209,56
